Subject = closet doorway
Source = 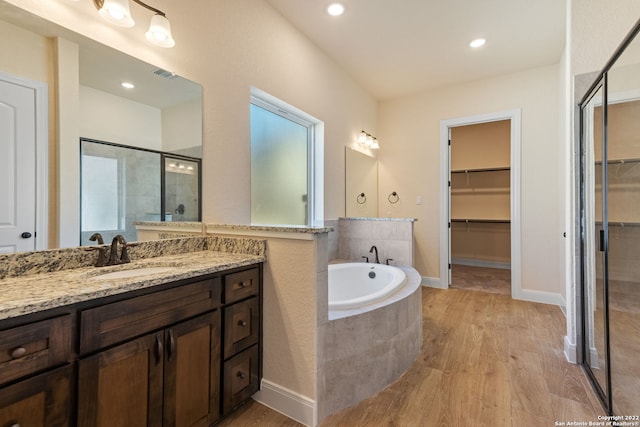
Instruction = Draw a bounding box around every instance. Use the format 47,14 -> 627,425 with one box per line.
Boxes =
439,110 -> 522,297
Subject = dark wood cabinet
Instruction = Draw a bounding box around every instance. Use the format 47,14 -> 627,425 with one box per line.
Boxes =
0,263 -> 262,427
0,365 -> 72,427
221,269 -> 261,415
163,311 -> 221,427
78,311 -> 221,427
0,315 -> 72,385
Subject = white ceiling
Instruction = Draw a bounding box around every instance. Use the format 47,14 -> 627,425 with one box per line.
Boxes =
265,0 -> 567,100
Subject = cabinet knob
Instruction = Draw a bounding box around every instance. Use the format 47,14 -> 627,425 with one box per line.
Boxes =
236,371 -> 245,380
10,423 -> 21,427
10,347 -> 26,359
238,320 -> 247,327
238,281 -> 249,288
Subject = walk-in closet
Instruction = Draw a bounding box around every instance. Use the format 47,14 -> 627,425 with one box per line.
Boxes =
579,17 -> 640,415
450,120 -> 511,295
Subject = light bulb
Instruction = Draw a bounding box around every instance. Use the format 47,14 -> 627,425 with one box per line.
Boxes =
145,14 -> 175,48
327,3 -> 345,16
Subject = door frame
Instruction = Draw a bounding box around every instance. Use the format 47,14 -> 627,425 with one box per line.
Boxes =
438,109 -> 522,298
0,71 -> 48,250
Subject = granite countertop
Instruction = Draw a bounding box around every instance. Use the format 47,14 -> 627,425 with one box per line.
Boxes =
0,249 -> 264,321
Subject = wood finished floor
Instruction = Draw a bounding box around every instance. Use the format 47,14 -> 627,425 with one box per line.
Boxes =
218,287 -> 604,427
450,264 -> 511,295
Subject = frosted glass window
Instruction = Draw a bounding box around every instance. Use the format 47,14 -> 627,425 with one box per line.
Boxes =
81,155 -> 119,231
250,102 -> 311,226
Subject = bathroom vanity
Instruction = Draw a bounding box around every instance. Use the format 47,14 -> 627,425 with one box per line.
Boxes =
0,237 -> 264,426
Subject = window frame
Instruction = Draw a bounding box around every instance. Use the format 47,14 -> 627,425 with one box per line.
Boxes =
250,92 -> 320,227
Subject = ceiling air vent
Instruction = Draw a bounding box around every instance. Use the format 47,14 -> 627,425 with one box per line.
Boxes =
153,68 -> 178,79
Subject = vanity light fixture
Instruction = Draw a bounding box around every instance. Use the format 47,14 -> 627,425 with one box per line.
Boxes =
92,0 -> 175,48
358,130 -> 380,150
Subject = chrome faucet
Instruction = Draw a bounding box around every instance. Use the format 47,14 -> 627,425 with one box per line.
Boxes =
108,235 -> 130,265
369,245 -> 380,264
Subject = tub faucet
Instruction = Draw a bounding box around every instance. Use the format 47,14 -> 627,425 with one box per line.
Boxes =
369,245 -> 380,264
108,235 -> 130,265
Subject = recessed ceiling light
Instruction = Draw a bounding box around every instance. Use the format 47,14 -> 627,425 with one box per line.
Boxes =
469,38 -> 486,48
121,81 -> 135,89
327,3 -> 345,16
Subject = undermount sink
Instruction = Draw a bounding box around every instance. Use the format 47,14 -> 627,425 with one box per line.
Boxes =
90,266 -> 176,281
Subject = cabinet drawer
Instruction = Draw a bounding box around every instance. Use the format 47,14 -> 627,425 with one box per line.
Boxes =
80,278 -> 220,354
223,268 -> 259,304
223,297 -> 259,359
222,345 -> 259,414
0,315 -> 72,385
0,365 -> 72,427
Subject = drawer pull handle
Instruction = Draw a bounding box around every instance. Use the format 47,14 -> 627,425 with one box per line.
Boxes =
168,329 -> 176,362
238,281 -> 250,288
155,334 -> 163,364
236,371 -> 245,380
238,320 -> 247,327
11,347 -> 26,359
10,423 -> 21,427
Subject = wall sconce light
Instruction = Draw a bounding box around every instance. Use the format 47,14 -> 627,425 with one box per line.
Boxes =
91,0 -> 175,48
358,130 -> 380,150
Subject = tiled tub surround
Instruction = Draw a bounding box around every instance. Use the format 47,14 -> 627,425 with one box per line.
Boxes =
319,267 -> 422,418
337,217 -> 416,267
0,236 -> 266,320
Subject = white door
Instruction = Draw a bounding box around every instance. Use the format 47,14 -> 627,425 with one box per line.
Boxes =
0,76 -> 38,253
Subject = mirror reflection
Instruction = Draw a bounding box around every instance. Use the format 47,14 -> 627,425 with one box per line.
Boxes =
345,147 -> 378,218
80,140 -> 201,246
0,3 -> 202,252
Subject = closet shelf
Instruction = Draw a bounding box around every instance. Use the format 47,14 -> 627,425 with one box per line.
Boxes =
451,166 -> 510,174
451,218 -> 510,224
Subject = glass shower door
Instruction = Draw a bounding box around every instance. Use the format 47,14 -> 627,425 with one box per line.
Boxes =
605,49 -> 640,416
582,83 -> 610,407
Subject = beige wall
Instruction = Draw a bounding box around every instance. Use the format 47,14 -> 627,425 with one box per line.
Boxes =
2,0 -> 377,231
571,0 -> 640,77
162,98 -> 202,154
79,85 -> 162,149
378,64 -> 564,296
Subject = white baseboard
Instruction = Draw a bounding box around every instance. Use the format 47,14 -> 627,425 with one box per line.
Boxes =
451,258 -> 511,270
253,379 -> 317,427
421,276 -> 445,289
564,335 -> 577,364
513,288 -> 565,307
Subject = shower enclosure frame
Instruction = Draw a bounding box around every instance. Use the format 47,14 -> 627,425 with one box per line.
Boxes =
578,18 -> 640,416
79,138 -> 202,244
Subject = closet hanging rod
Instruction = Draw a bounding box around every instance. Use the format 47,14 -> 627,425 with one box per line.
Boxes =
594,220 -> 640,227
451,218 -> 511,224
594,157 -> 640,165
451,166 -> 510,173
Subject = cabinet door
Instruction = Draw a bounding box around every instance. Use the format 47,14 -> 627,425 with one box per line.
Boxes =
0,365 -> 71,427
163,311 -> 221,427
77,333 -> 164,427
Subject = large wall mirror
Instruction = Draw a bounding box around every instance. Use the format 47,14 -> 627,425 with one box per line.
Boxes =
0,1 -> 202,252
345,147 -> 378,218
